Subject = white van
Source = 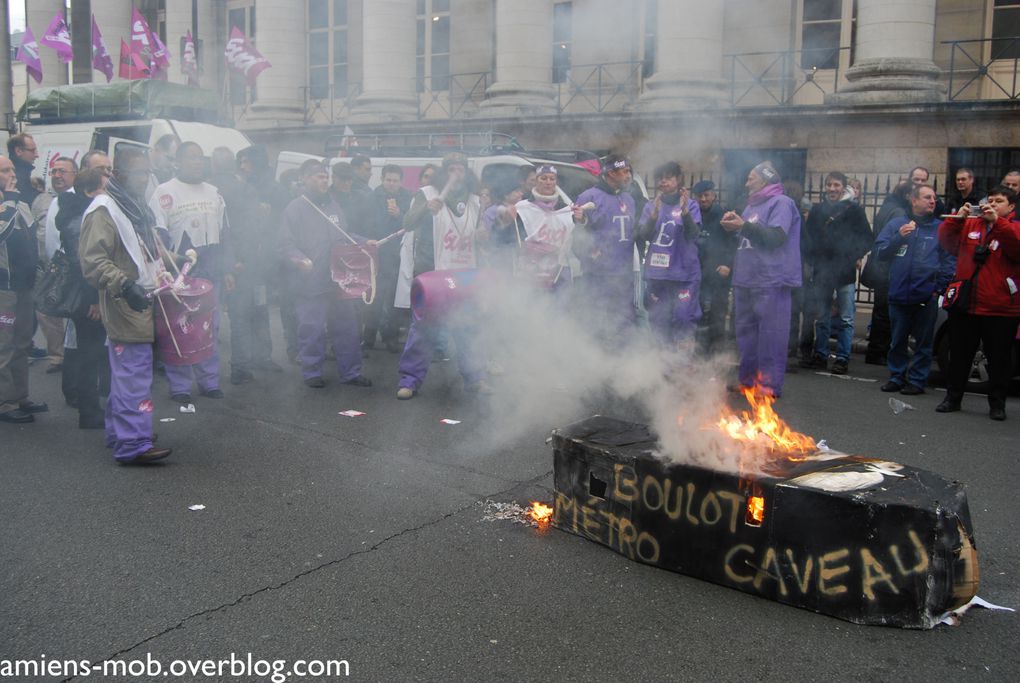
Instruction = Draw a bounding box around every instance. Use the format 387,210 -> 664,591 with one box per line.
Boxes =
17,81 -> 252,188
275,150 -> 600,201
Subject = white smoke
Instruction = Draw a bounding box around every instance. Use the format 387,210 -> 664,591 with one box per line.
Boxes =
457,279 -> 758,474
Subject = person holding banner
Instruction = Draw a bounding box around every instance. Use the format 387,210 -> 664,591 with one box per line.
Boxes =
149,142 -> 229,404
279,160 -> 373,389
79,148 -> 174,463
395,153 -> 488,400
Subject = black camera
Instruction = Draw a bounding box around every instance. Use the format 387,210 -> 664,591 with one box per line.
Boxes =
973,244 -> 990,264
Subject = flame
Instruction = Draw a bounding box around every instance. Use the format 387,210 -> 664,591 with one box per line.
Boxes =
746,496 -> 765,526
528,501 -> 553,525
717,385 -> 817,458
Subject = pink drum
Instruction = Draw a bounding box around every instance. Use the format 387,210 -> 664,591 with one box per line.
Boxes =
154,276 -> 217,366
411,269 -> 499,322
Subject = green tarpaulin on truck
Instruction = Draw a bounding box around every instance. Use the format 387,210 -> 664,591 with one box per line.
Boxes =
17,81 -> 222,123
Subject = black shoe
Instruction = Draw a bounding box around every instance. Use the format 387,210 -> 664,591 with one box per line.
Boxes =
259,359 -> 284,373
830,359 -> 849,375
19,401 -> 49,414
799,355 -> 827,370
936,399 -> 961,413
341,375 -> 373,387
230,369 -> 255,385
990,406 -> 1006,421
0,409 -> 34,424
45,364 -> 63,374
199,388 -> 224,399
118,446 -> 172,465
900,384 -> 925,396
171,393 -> 192,404
880,381 -> 903,393
864,355 -> 888,367
29,347 -> 48,359
305,377 -> 326,388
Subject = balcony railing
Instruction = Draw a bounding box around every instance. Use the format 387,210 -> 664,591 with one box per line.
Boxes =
944,37 -> 1020,101
554,61 -> 646,114
724,47 -> 851,107
294,41 -> 1020,125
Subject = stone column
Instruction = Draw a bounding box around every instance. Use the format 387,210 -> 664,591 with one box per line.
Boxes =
246,1 -> 307,126
351,0 -> 417,121
161,1 -> 217,87
91,0 -> 134,72
480,0 -> 556,115
637,0 -> 725,110
25,0 -> 69,88
0,0 -> 13,130
826,0 -> 944,105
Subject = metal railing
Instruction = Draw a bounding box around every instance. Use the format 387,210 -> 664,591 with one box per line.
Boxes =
724,47 -> 851,107
944,37 -> 1020,101
302,82 -> 362,125
554,61 -> 645,114
417,72 -> 490,119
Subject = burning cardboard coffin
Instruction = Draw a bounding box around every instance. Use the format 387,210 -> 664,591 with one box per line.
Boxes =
551,415 -> 979,629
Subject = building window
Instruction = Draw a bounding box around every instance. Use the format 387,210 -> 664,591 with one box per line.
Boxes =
553,2 -> 572,83
992,1 -> 1020,59
417,0 -> 451,92
227,3 -> 256,105
799,0 -> 855,70
642,0 -> 657,79
308,0 -> 349,100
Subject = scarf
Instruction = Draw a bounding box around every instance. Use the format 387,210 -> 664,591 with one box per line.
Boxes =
530,189 -> 559,211
747,183 -> 784,207
105,178 -> 159,256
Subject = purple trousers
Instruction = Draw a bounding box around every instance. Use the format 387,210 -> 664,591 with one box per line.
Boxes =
733,286 -> 792,396
106,342 -> 155,461
645,279 -> 702,344
296,293 -> 363,381
165,305 -> 221,396
398,316 -> 485,391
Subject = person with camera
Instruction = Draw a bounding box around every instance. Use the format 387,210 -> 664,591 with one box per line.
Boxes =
936,186 -> 1020,421
873,184 -> 955,397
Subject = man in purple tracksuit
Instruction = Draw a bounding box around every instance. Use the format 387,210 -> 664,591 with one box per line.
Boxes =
721,162 -> 802,397
638,162 -> 702,346
279,160 -> 373,389
574,154 -> 637,342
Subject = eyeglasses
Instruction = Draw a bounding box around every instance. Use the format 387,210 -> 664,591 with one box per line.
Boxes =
50,168 -> 72,175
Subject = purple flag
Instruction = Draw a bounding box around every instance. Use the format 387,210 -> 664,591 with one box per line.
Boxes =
181,31 -> 199,86
16,27 -> 43,83
40,13 -> 74,64
224,27 -> 271,87
151,32 -> 171,69
91,16 -> 114,83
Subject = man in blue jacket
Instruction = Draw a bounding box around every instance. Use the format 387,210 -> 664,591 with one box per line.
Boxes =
873,184 -> 955,395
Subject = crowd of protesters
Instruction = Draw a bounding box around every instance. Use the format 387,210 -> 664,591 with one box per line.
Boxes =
1,131 -> 1018,465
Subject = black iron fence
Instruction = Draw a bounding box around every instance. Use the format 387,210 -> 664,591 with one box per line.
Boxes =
724,47 -> 851,107
943,37 -> 1020,101
554,61 -> 645,114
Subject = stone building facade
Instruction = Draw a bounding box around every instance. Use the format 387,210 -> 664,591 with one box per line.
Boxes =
11,0 -> 1020,202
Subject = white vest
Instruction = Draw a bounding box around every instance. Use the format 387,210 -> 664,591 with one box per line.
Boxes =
421,185 -> 479,271
84,195 -> 166,290
515,200 -> 576,267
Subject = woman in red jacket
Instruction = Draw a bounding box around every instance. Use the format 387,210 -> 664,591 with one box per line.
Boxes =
936,186 -> 1020,421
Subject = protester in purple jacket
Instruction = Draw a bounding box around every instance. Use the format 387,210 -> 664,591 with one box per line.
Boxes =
637,162 -> 702,346
279,160 -> 374,389
574,154 -> 637,341
721,162 -> 802,397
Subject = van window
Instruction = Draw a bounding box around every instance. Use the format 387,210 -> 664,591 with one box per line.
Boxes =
479,163 -> 523,195
555,165 -> 598,199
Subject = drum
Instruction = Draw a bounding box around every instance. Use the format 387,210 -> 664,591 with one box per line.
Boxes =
154,276 -> 217,366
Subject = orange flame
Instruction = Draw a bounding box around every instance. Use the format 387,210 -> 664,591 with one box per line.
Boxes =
528,501 -> 553,525
746,496 -> 766,526
717,385 -> 817,458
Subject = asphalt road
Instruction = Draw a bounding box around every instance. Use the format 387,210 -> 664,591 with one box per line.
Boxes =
1,323 -> 1018,683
